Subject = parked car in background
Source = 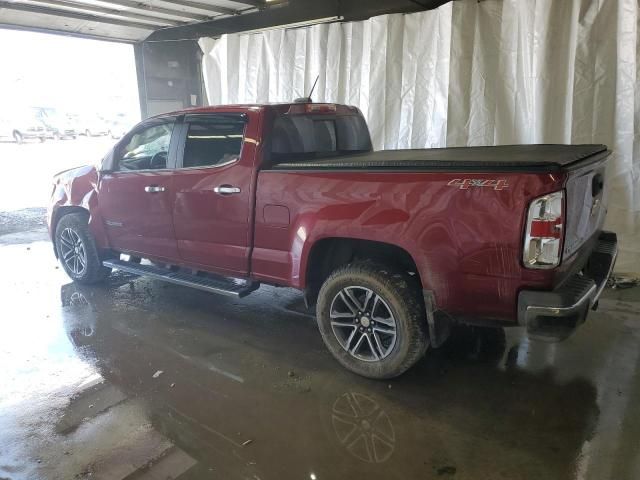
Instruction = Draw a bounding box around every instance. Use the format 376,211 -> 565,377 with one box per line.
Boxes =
80,115 -> 110,137
106,114 -> 136,139
36,107 -> 77,140
0,110 -> 46,143
47,102 -> 617,379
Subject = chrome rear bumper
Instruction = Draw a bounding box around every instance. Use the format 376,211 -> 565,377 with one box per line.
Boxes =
518,231 -> 617,342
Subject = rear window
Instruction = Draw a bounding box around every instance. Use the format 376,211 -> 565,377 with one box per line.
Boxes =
271,115 -> 371,161
182,120 -> 245,169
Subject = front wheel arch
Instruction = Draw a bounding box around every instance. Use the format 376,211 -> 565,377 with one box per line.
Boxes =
55,212 -> 111,284
51,207 -> 90,258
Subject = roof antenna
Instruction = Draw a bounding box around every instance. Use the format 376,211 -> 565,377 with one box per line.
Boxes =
294,75 -> 319,103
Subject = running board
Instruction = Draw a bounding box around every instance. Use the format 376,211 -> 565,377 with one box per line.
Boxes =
103,259 -> 259,298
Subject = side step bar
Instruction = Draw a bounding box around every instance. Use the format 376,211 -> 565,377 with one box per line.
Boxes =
103,259 -> 259,298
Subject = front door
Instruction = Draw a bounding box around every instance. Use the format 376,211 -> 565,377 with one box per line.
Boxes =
98,117 -> 180,261
171,113 -> 256,276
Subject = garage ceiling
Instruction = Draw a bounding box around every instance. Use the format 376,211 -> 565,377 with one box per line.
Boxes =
0,0 -> 450,43
0,0 -> 264,42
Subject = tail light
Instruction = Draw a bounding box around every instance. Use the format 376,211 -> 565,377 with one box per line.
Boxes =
523,191 -> 564,269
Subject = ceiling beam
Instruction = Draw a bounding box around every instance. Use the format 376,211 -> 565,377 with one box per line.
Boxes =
0,1 -> 157,29
146,0 -> 453,41
226,0 -> 266,7
91,0 -> 216,22
24,0 -> 181,26
154,0 -> 241,17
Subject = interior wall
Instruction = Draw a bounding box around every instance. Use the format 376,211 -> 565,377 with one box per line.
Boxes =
199,0 -> 640,273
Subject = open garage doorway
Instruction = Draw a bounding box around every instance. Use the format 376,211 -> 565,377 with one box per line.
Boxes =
0,29 -> 139,238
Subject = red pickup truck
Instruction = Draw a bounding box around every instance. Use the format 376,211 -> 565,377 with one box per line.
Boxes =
48,102 -> 617,379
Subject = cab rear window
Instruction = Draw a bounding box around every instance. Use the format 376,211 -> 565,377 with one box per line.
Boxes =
271,115 -> 371,161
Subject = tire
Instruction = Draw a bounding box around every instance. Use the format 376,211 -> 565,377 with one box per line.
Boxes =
55,213 -> 111,284
85,129 -> 91,137
13,131 -> 23,144
316,261 -> 429,379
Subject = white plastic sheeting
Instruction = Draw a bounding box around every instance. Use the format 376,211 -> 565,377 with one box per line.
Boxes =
199,0 -> 640,272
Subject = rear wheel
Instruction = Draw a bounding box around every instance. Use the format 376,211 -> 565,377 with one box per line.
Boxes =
85,129 -> 91,137
316,262 -> 428,379
55,213 -> 111,284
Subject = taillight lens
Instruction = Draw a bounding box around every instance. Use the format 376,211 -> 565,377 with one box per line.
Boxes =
523,191 -> 564,269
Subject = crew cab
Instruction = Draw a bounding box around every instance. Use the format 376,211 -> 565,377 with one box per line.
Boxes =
47,102 -> 617,379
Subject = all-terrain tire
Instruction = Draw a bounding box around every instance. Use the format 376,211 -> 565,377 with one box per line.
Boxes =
55,213 -> 111,284
316,261 -> 429,379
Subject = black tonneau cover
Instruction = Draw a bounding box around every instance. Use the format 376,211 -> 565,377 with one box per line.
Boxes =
271,144 -> 609,172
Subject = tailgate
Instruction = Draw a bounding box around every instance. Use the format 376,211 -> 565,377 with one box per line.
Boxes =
562,153 -> 611,259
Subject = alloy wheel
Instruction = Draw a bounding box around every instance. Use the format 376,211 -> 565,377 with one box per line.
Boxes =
59,228 -> 87,276
329,286 -> 397,362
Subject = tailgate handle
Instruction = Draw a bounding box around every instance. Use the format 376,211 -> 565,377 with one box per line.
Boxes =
592,174 -> 604,197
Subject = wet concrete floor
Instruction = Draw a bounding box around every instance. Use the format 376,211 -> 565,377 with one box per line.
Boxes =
1,227 -> 640,480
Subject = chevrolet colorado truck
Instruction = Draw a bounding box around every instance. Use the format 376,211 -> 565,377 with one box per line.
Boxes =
48,102 -> 617,379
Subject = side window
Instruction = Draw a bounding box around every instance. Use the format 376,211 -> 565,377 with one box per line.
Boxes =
182,120 -> 245,169
117,122 -> 174,171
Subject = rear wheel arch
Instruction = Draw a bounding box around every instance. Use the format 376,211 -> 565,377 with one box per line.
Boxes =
315,260 -> 429,378
303,237 -> 424,306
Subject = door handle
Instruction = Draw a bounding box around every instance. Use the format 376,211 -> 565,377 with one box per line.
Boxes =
144,185 -> 166,193
213,185 -> 241,195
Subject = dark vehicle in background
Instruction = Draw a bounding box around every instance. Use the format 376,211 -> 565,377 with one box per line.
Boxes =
47,102 -> 617,379
0,110 -> 46,143
36,107 -> 77,140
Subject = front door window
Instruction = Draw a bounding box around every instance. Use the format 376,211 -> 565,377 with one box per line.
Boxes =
118,122 -> 174,171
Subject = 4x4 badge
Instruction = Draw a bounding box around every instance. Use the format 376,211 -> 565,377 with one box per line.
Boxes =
447,179 -> 509,190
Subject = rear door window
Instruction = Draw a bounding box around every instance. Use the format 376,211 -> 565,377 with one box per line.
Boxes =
181,118 -> 245,169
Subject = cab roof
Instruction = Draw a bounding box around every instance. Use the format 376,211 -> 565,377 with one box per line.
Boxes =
160,102 -> 361,118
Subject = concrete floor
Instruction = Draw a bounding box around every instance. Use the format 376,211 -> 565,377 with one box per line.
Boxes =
1,224 -> 640,480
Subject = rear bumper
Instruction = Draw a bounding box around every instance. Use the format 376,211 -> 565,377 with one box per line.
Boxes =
518,231 -> 617,342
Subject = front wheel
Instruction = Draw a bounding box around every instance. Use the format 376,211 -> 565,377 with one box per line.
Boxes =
55,213 -> 111,284
316,262 -> 429,379
13,131 -> 23,144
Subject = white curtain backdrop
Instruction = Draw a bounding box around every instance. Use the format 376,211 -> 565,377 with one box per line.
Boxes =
199,0 -> 640,273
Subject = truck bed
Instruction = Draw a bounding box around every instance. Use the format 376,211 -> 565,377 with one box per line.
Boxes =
271,144 -> 609,172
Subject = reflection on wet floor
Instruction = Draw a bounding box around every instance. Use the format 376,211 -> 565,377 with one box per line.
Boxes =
1,239 -> 640,480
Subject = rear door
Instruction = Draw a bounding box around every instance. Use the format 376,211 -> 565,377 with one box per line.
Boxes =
171,112 -> 258,276
98,116 -> 180,261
